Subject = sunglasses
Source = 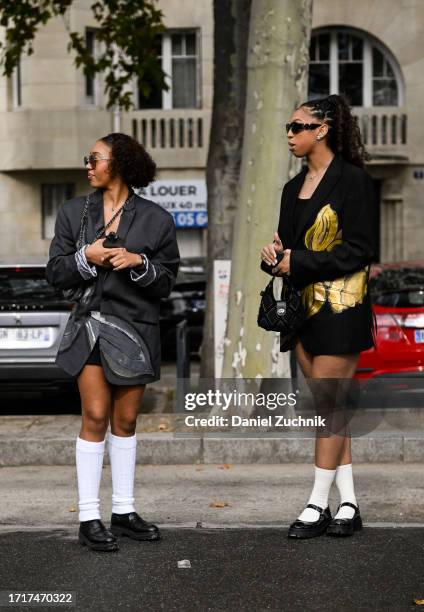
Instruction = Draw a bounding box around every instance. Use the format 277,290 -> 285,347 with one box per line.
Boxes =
285,122 -> 323,134
84,154 -> 111,168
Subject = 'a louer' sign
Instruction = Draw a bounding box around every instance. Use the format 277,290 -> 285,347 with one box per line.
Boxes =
138,180 -> 208,228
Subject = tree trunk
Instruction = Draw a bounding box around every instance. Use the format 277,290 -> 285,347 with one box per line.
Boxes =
200,0 -> 251,378
222,0 -> 312,379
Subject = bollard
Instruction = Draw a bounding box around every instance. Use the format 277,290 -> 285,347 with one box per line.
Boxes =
175,319 -> 191,412
290,349 -> 298,380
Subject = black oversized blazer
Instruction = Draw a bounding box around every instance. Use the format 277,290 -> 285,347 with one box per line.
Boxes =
46,188 -> 180,377
262,153 -> 376,355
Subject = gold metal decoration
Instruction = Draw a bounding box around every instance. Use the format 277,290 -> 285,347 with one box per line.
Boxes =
301,204 -> 368,318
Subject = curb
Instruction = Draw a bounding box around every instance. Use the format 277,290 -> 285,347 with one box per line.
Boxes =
1,433 -> 424,466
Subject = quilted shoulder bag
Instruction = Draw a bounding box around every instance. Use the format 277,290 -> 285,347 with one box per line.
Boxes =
257,273 -> 306,351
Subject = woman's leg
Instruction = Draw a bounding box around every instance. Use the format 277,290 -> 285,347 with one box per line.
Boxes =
311,354 -> 359,522
293,346 -> 359,526
294,340 -> 313,379
109,385 -> 146,515
75,365 -> 113,523
312,353 -> 359,470
293,342 -> 336,523
107,384 -> 160,540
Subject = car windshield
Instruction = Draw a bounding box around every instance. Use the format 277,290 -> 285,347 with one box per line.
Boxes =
370,267 -> 424,307
0,269 -> 65,301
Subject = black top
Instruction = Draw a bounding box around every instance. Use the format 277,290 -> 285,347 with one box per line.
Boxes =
295,197 -> 311,236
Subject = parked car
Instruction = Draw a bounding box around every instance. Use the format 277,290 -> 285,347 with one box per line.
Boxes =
0,256 -> 206,388
160,257 -> 206,360
356,261 -> 424,378
0,259 -> 75,391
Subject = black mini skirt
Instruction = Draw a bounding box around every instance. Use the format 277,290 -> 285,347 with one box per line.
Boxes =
85,339 -> 102,366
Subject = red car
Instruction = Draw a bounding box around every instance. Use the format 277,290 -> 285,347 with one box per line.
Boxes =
356,261 -> 424,378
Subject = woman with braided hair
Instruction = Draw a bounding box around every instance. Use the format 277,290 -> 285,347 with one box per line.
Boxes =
46,133 -> 180,551
260,94 -> 376,538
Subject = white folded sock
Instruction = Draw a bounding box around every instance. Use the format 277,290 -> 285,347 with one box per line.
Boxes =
109,432 -> 137,515
76,436 -> 105,522
297,465 -> 337,522
334,463 -> 357,519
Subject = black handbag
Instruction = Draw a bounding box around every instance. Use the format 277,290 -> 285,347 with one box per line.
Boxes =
257,273 -> 306,351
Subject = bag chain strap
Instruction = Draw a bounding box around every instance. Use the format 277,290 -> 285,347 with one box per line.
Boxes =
76,192 -> 133,250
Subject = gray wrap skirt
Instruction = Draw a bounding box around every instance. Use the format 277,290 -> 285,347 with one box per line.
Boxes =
56,310 -> 160,385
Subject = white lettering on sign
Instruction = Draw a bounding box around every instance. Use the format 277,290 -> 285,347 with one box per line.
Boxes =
136,180 -> 208,229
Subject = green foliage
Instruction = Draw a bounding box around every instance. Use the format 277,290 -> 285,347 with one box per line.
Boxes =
0,0 -> 168,110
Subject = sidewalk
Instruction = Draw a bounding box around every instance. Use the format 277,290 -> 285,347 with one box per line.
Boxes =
1,408 -> 424,466
1,463 -> 424,528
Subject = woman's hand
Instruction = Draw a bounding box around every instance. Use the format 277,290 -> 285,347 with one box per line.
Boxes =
272,249 -> 291,276
106,248 -> 144,271
260,232 -> 284,266
85,239 -> 116,268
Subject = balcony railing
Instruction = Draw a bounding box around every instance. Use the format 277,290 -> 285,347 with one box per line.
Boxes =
353,107 -> 408,159
122,109 -> 211,168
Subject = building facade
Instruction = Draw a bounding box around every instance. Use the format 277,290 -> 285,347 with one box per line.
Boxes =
0,0 -> 422,262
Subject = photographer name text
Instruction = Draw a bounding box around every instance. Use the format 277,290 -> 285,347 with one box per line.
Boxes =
185,415 -> 325,428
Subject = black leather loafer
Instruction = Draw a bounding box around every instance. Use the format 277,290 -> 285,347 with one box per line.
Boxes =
288,504 -> 332,539
78,519 -> 119,552
326,502 -> 362,537
110,512 -> 161,541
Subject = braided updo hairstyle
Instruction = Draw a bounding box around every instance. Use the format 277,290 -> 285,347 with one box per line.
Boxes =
299,94 -> 370,168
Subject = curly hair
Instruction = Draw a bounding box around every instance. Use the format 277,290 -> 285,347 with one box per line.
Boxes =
299,94 -> 370,168
99,133 -> 156,188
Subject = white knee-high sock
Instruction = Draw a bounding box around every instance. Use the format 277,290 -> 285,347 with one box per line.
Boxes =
109,432 -> 137,515
297,465 -> 337,522
334,463 -> 357,519
76,436 -> 105,522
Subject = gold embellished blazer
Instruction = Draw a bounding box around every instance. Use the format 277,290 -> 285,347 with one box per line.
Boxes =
262,153 -> 377,355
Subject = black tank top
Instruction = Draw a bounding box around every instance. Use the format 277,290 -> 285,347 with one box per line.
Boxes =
295,197 -> 311,236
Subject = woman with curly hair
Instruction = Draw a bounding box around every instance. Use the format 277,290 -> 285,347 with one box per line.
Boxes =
260,94 -> 376,538
46,133 -> 180,551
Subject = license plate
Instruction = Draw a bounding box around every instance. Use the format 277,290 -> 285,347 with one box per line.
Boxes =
0,327 -> 53,349
414,329 -> 424,343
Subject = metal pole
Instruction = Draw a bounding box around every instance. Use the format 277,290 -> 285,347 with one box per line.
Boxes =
175,319 -> 190,412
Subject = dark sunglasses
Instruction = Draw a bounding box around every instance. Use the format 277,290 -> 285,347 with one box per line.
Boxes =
285,122 -> 322,134
84,154 -> 111,168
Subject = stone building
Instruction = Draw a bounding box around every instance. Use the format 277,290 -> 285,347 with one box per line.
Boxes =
0,0 -> 422,261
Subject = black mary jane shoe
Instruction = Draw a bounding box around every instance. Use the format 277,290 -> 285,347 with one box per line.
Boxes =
326,501 -> 362,537
288,503 -> 332,539
110,512 -> 161,541
78,519 -> 119,552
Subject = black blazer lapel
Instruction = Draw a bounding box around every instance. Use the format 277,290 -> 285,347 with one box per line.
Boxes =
86,188 -> 105,243
116,197 -> 136,243
85,188 -> 136,244
292,154 -> 344,246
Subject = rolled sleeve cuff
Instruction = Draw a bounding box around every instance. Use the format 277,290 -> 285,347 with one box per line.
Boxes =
130,254 -> 156,286
75,245 -> 97,280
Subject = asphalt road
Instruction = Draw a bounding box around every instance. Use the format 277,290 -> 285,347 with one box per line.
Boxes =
0,527 -> 423,611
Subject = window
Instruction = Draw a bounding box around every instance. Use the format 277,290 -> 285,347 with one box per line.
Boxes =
372,47 -> 397,106
85,28 -> 98,105
308,28 -> 402,106
41,184 -> 75,240
138,30 -> 200,109
309,33 -> 330,99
